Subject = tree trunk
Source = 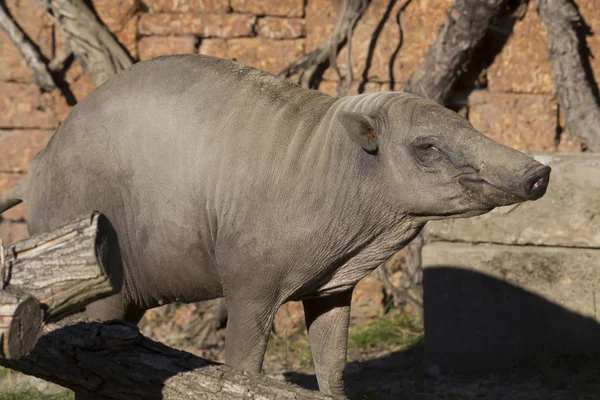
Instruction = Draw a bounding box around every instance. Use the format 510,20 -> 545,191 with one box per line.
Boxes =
1,319 -> 330,400
536,0 -> 600,152
45,0 -> 133,86
0,212 -> 119,358
402,0 -> 508,104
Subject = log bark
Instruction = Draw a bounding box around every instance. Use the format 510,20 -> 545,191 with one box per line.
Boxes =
536,0 -> 600,152
402,0 -> 508,104
45,0 -> 133,86
1,320 -> 331,400
0,1 -> 56,91
0,212 -> 120,358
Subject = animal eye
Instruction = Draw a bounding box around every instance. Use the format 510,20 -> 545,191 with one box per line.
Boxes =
415,143 -> 444,166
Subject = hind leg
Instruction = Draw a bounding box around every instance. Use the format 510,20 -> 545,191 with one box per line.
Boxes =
79,292 -> 146,323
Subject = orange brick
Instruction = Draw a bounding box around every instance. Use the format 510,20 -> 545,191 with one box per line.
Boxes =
118,15 -> 140,60
305,0 -> 339,53
257,17 -> 305,39
0,221 -> 29,243
138,13 -> 256,37
227,38 -> 304,74
309,0 -> 453,85
138,36 -> 196,60
144,0 -> 230,13
0,83 -> 58,129
487,1 -> 554,94
0,173 -> 26,221
0,130 -> 53,173
230,0 -> 304,17
198,39 -> 228,58
468,91 -> 557,152
92,0 -> 139,33
70,73 -> 97,102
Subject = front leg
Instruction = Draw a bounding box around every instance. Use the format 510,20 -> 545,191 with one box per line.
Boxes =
303,290 -> 352,397
225,294 -> 279,373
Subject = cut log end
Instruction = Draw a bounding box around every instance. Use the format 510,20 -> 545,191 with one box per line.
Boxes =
0,291 -> 43,359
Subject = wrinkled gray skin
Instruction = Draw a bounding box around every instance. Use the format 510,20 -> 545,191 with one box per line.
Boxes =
0,55 -> 550,397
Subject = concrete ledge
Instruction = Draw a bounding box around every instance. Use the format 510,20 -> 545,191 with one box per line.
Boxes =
424,153 -> 600,247
422,242 -> 600,372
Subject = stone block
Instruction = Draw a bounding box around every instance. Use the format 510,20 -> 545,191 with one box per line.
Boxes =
198,39 -> 228,58
422,242 -> 600,372
468,91 -> 557,152
257,17 -> 305,39
230,0 -> 303,17
227,38 -> 304,74
143,0 -> 230,13
425,153 -> 600,248
0,0 -> 54,83
0,83 -> 57,129
138,36 -> 196,60
138,13 -> 255,37
487,1 -> 554,94
0,130 -> 53,173
0,173 -> 26,221
92,0 -> 139,33
0,221 -> 28,244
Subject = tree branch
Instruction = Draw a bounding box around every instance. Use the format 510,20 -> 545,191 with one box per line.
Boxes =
536,0 -> 600,151
0,0 -> 56,91
402,0 -> 508,104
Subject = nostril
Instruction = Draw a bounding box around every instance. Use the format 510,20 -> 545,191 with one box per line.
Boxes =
531,175 -> 547,192
526,166 -> 551,198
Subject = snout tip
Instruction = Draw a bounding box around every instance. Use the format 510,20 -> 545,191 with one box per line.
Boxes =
524,165 -> 551,200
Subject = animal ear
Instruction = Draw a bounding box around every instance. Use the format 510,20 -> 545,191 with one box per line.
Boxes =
337,111 -> 378,152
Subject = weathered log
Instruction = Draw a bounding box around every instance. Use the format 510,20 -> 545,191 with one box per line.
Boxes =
536,0 -> 600,152
2,212 -> 121,323
0,212 -> 120,359
1,319 -> 331,400
45,0 -> 133,86
402,0 -> 508,104
0,1 -> 56,91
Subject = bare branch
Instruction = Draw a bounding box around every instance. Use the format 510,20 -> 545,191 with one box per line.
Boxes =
0,1 -> 56,91
536,0 -> 600,151
279,0 -> 369,90
45,0 -> 133,86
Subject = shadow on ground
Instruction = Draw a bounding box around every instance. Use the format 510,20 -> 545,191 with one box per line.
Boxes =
285,267 -> 600,399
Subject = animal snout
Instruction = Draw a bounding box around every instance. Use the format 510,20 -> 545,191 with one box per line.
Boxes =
521,164 -> 551,201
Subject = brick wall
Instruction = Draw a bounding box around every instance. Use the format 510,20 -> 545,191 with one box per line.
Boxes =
0,0 -> 597,242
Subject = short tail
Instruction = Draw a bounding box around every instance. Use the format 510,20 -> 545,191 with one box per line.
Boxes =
0,175 -> 27,214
